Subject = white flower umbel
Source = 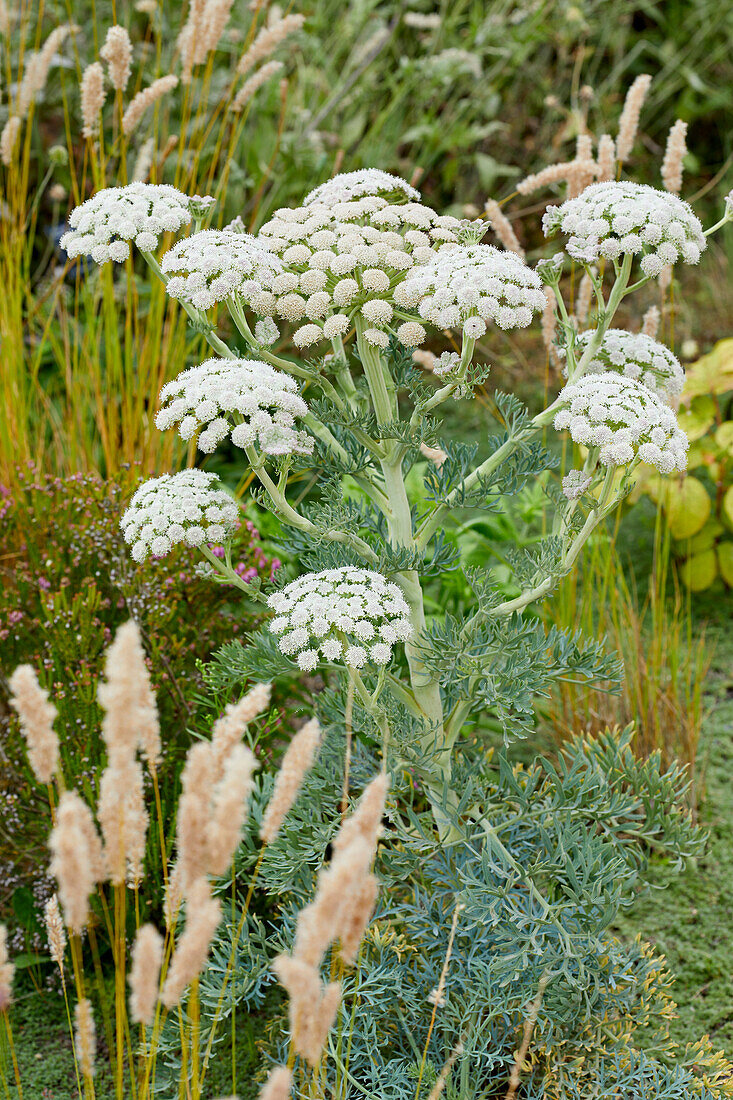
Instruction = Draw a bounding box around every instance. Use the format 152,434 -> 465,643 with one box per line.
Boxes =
396,243 -> 547,335
554,373 -> 688,474
161,230 -> 284,312
60,183 -> 207,264
155,358 -> 314,456
543,182 -> 705,274
257,196 -> 464,348
302,169 -> 421,207
267,567 -> 413,672
568,329 -> 684,404
121,470 -> 239,562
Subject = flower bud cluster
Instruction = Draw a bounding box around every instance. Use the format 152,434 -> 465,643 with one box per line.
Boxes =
161,230 -> 284,311
396,243 -> 547,336
543,182 -> 705,274
267,567 -> 413,672
257,183 -> 465,350
60,183 -> 209,264
302,168 -> 421,207
121,470 -> 239,562
554,373 -> 688,473
155,358 -> 313,456
569,329 -> 684,403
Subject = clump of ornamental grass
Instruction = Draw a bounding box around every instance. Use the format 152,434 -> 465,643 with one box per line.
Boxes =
37,152 -> 733,1100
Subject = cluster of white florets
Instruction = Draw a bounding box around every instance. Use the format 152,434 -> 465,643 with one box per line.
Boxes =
120,469 -> 239,562
161,230 -> 284,312
554,373 -> 688,473
561,470 -> 593,501
396,244 -> 547,335
570,329 -> 684,403
256,192 -> 465,349
543,182 -> 705,275
154,358 -> 313,456
60,183 -> 206,264
267,567 -> 413,671
302,168 -> 421,207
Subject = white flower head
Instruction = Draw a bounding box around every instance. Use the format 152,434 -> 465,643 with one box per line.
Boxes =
60,183 -> 207,264
302,169 -> 421,207
554,373 -> 688,474
258,196 -> 464,349
161,230 -> 283,311
120,469 -> 239,562
155,357 -> 313,456
570,329 -> 684,404
398,243 -> 547,332
561,470 -> 593,500
267,567 -> 413,671
543,182 -> 705,272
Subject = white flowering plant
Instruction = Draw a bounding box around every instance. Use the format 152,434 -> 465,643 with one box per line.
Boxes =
57,168 -> 733,1098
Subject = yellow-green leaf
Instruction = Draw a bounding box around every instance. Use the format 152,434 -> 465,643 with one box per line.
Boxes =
715,421 -> 733,454
663,476 -> 711,539
718,542 -> 733,587
685,519 -> 724,555
682,339 -> 733,400
723,485 -> 733,531
677,396 -> 716,442
679,548 -> 718,591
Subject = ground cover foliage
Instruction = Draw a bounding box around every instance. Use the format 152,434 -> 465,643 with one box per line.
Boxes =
1,2 -> 733,1099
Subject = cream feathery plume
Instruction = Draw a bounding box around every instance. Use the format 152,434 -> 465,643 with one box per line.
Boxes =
596,134 -> 616,182
658,265 -> 673,293
236,13 -> 305,77
0,116 -> 21,167
412,349 -> 437,372
179,0 -> 207,81
80,63 -> 106,139
616,73 -> 652,162
132,137 -> 154,182
100,25 -> 133,92
210,682 -> 271,776
176,741 -> 214,891
420,442 -> 447,468
258,1066 -> 292,1100
74,997 -> 96,1078
259,717 -> 321,845
293,837 -> 374,966
574,271 -> 594,327
641,305 -> 660,338
129,923 -> 163,1024
44,895 -> 67,974
98,757 -> 148,886
160,876 -> 221,1007
484,199 -> 524,258
0,925 -> 14,1011
202,0 -> 236,54
541,287 -> 558,366
122,74 -> 178,136
230,61 -> 283,113
207,743 -> 257,875
8,664 -> 59,784
17,24 -> 78,117
49,791 -> 102,933
332,772 -> 388,856
272,954 -> 341,1067
661,119 -> 688,195
516,161 -> 575,196
98,620 -> 161,767
338,872 -> 379,965
164,859 -> 185,929
566,133 -> 595,199
0,0 -> 11,37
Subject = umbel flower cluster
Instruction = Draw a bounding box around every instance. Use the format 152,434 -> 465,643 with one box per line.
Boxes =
554,373 -> 689,473
257,193 -> 466,350
161,229 -> 284,312
396,243 -> 547,336
155,358 -> 313,456
267,568 -> 413,671
120,469 -> 239,562
59,182 -> 204,263
569,329 -> 685,403
543,181 -> 706,274
302,168 -> 421,207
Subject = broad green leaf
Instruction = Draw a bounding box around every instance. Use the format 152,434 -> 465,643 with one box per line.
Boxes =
718,541 -> 733,587
663,476 -> 711,539
677,395 -> 716,442
723,485 -> 733,532
679,548 -> 717,591
685,518 -> 724,554
715,421 -> 733,453
682,338 -> 733,400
